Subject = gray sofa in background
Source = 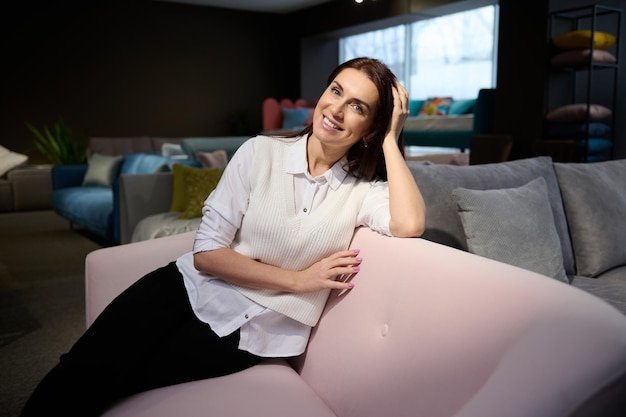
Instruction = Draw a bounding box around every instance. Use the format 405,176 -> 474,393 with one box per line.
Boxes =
408,156 -> 626,314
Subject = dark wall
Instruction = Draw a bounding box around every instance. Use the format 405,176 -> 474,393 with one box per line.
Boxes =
3,0 -> 623,163
1,0 -> 299,162
494,0 -> 550,160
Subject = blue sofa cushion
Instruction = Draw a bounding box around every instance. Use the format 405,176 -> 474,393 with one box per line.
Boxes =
449,98 -> 476,115
120,153 -> 172,175
52,187 -> 114,240
51,164 -> 88,190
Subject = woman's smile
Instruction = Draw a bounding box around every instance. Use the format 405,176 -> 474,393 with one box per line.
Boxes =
322,115 -> 342,131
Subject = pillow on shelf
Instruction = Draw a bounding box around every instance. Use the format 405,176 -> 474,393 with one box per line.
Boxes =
546,104 -> 612,123
451,177 -> 568,282
169,163 -> 224,219
195,150 -> 228,169
282,108 -> 310,129
418,97 -> 453,116
576,138 -> 613,154
0,145 -> 28,177
552,30 -> 617,50
551,49 -> 617,66
547,121 -> 611,139
82,153 -> 123,187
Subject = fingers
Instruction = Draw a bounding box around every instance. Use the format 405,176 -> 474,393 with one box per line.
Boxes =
392,81 -> 409,114
327,249 -> 362,290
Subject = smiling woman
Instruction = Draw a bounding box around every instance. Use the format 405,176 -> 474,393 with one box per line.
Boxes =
20,57 -> 425,417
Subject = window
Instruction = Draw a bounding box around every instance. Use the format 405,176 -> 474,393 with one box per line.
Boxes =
340,25 -> 407,86
339,5 -> 498,100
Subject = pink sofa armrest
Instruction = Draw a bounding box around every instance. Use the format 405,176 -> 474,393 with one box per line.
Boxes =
296,227 -> 626,417
85,231 -> 195,326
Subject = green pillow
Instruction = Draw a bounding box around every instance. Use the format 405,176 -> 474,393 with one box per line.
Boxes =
170,164 -> 224,219
170,163 -> 189,212
451,177 -> 568,282
82,153 -> 123,187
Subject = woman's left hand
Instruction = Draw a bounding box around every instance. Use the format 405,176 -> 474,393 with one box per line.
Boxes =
381,80 -> 427,238
385,81 -> 410,146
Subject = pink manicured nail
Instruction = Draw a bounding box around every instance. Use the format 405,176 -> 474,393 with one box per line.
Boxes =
352,266 -> 360,272
353,249 -> 360,254
355,257 -> 362,262
348,283 -> 355,288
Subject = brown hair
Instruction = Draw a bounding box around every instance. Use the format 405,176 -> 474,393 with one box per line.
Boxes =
293,57 -> 404,181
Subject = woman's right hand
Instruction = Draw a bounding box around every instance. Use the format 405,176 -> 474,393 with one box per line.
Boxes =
294,249 -> 362,293
194,248 -> 361,294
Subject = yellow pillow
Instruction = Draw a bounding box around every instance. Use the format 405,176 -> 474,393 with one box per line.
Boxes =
169,163 -> 189,212
553,30 -> 617,50
170,164 -> 224,219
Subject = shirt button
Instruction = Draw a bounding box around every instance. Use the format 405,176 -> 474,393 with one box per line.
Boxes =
303,208 -> 308,213
244,314 -> 249,319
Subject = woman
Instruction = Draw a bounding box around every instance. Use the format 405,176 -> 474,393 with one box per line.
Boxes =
20,57 -> 426,416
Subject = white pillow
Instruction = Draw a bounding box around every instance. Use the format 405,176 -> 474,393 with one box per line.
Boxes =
0,145 -> 28,177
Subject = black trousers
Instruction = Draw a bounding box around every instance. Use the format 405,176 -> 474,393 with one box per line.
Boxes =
20,262 -> 262,417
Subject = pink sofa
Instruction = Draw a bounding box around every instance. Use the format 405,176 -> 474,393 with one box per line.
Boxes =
85,228 -> 626,417
262,97 -> 315,132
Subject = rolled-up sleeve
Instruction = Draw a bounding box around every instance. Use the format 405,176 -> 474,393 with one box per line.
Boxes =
193,138 -> 255,253
357,180 -> 391,236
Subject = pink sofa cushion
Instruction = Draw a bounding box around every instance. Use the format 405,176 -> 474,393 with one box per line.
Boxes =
102,361 -> 335,417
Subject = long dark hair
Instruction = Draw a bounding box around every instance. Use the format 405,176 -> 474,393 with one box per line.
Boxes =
294,57 -> 405,181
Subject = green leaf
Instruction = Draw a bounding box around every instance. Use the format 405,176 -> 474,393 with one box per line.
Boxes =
25,118 -> 87,165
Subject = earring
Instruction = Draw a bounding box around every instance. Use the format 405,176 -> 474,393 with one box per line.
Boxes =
363,138 -> 368,148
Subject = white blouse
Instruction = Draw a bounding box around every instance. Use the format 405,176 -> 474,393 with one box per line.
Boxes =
176,135 -> 391,357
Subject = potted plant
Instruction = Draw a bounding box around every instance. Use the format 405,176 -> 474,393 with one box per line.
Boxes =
25,118 -> 87,165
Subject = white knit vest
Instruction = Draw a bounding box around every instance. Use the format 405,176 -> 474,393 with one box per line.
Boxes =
231,136 -> 372,326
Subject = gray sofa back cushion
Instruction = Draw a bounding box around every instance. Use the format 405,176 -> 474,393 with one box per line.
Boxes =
87,137 -> 183,158
554,159 -> 626,277
181,136 -> 251,161
408,156 -> 575,276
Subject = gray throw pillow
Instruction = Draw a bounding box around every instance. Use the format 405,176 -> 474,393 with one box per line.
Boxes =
82,153 -> 123,187
408,156 -> 575,276
451,177 -> 569,282
554,160 -> 626,277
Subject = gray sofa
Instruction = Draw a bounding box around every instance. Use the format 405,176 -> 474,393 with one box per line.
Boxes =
121,147 -> 626,314
408,156 -> 626,314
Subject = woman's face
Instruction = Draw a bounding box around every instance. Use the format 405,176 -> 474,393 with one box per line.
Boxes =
311,68 -> 379,152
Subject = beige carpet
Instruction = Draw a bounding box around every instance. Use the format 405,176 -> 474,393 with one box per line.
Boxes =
0,210 -> 102,417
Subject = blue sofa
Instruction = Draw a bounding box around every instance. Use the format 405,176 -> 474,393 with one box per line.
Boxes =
51,136 -> 250,244
403,88 -> 495,151
51,152 -> 198,244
